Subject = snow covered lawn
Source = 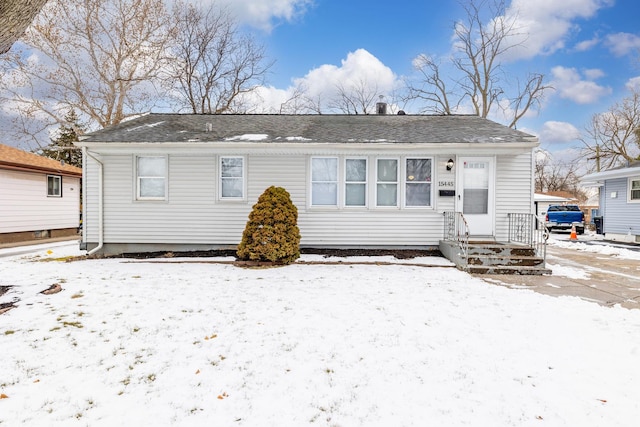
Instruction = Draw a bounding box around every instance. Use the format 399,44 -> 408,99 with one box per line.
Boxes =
1,243 -> 639,426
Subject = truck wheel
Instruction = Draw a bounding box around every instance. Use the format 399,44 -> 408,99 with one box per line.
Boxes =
578,227 -> 585,235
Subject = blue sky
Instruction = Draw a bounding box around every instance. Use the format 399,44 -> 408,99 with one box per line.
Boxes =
2,0 -> 639,165
221,0 -> 640,163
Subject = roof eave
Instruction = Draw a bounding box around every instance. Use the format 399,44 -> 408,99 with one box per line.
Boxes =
582,167 -> 640,183
0,162 -> 82,177
76,140 -> 538,150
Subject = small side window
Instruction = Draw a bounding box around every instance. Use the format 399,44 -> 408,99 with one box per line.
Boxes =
630,178 -> 640,202
47,175 -> 62,197
137,156 -> 167,200
220,157 -> 245,199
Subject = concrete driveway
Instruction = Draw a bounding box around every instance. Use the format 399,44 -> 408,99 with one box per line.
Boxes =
478,233 -> 640,310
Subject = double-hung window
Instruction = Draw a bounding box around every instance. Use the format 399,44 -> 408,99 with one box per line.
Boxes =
47,175 -> 62,197
220,157 -> 244,199
137,156 -> 167,200
376,158 -> 398,207
345,158 -> 367,206
630,177 -> 640,202
405,158 -> 432,207
311,157 -> 338,206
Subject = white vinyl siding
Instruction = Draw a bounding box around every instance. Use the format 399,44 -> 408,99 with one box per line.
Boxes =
136,156 -> 167,200
81,147 -> 537,252
494,151 -> 534,241
0,169 -> 80,233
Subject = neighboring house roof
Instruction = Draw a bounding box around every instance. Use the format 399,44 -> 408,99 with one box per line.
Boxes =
535,191 -> 579,202
77,113 -> 538,146
582,161 -> 640,185
0,143 -> 82,177
534,193 -> 571,203
0,0 -> 48,54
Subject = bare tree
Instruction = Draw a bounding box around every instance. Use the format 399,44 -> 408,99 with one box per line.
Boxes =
535,151 -> 588,201
0,0 -> 175,149
408,55 -> 456,115
276,84 -> 309,114
167,1 -> 272,114
581,88 -> 640,171
408,0 -> 551,128
327,79 -> 380,115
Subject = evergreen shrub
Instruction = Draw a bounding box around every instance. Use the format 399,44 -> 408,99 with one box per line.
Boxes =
237,186 -> 301,264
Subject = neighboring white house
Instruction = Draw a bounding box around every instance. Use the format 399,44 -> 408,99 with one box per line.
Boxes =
582,161 -> 640,243
0,143 -> 82,244
75,113 -> 539,255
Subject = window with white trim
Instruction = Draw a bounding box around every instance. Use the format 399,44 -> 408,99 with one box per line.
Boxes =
376,158 -> 398,206
629,177 -> 640,202
345,158 -> 367,206
136,156 -> 167,200
220,156 -> 245,199
405,158 -> 432,207
47,175 -> 62,197
311,157 -> 338,206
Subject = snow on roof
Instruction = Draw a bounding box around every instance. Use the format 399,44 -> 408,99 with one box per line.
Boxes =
224,134 -> 269,141
534,193 -> 570,202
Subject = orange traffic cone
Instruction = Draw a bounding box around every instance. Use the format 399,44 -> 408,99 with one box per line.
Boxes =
570,224 -> 578,241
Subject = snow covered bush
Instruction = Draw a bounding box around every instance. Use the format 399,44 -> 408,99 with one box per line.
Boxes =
237,186 -> 301,264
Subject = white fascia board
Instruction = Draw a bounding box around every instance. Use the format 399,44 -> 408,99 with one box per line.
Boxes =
74,140 -> 537,153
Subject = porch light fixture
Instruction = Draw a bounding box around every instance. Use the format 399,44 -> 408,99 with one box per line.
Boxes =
446,158 -> 454,171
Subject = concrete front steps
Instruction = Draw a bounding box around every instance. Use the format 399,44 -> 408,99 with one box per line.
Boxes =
439,240 -> 551,275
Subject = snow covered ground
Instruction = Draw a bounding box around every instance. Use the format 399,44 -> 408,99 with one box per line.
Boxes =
1,242 -> 639,426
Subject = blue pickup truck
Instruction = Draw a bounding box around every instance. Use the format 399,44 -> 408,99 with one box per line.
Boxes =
545,205 -> 585,234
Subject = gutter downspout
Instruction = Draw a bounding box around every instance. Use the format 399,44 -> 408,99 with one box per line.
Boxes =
84,148 -> 104,255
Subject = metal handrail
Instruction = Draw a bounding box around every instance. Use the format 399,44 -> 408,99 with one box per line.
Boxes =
507,213 -> 549,266
443,211 -> 470,265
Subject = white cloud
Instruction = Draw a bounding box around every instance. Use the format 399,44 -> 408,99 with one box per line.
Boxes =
574,36 -> 600,52
295,49 -> 397,98
583,68 -> 605,80
539,121 -> 581,143
241,85 -> 293,113
494,0 -> 614,60
242,49 -> 399,113
626,76 -> 640,91
550,66 -> 612,104
216,0 -> 313,31
604,32 -> 640,57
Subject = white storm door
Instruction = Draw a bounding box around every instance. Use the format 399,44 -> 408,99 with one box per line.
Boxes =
457,157 -> 494,236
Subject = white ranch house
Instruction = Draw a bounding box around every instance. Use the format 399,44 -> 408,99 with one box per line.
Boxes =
76,113 -> 547,272
0,143 -> 82,244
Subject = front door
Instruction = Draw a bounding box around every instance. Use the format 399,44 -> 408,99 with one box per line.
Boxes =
457,157 -> 495,236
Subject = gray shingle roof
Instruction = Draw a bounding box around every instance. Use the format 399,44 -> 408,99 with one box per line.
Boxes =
79,113 -> 538,145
